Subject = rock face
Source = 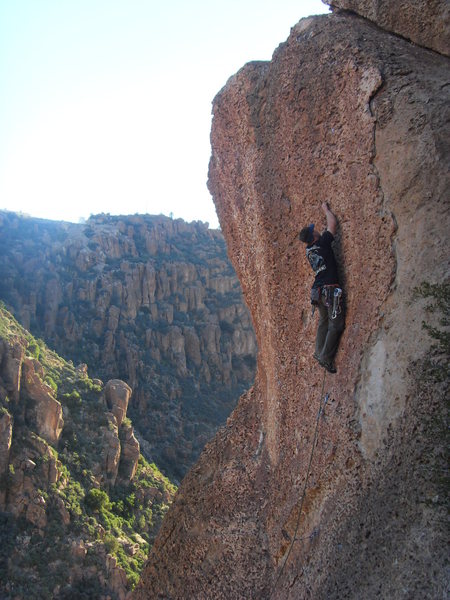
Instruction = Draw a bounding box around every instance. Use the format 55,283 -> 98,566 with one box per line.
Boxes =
325,0 -> 450,56
0,409 -> 12,506
119,423 -> 141,483
22,357 -> 64,445
133,8 -> 449,600
0,333 -> 138,512
0,213 -> 256,480
0,340 -> 24,403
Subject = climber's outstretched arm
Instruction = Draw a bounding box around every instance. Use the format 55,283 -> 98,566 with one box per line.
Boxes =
321,202 -> 337,236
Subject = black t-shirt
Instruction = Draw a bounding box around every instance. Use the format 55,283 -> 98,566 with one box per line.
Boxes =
306,230 -> 339,288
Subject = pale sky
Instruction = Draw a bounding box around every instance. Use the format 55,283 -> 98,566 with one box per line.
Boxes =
0,0 -> 329,229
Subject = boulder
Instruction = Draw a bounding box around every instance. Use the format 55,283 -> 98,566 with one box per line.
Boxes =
104,380 -> 132,428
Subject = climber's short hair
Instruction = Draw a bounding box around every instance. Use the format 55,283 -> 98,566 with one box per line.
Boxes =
299,224 -> 314,245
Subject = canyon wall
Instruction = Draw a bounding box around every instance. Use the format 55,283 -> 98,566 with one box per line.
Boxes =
134,5 -> 449,599
0,306 -> 175,598
0,213 -> 256,480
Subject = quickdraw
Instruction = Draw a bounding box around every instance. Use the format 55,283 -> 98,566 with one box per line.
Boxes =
321,285 -> 342,319
332,287 -> 342,320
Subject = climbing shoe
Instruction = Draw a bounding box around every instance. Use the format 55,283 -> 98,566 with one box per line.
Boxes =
313,353 -> 336,374
322,360 -> 337,374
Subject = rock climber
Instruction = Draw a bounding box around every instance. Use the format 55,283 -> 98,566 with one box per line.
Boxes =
298,202 -> 345,374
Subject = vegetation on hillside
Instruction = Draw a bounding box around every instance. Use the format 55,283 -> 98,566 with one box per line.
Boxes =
0,211 -> 256,482
0,304 -> 176,599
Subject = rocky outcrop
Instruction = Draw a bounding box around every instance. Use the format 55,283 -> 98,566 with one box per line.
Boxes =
100,387 -> 140,485
134,7 -> 449,600
0,409 -> 12,506
4,430 -> 61,524
0,213 -> 256,479
25,494 -> 48,529
106,554 -> 129,600
100,414 -> 122,486
105,379 -> 132,428
119,423 -> 140,484
0,340 -> 24,403
22,358 -> 64,445
325,0 -> 450,56
0,305 -> 176,598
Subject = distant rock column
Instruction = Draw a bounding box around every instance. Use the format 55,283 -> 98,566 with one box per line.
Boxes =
104,379 -> 132,427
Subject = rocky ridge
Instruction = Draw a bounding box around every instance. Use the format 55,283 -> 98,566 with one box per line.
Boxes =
134,3 -> 449,599
0,212 -> 256,480
0,305 -> 176,599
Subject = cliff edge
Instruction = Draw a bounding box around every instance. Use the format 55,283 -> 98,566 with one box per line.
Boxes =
134,5 -> 449,599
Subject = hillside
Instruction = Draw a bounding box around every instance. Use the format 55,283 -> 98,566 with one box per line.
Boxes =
0,212 -> 256,480
134,2 -> 449,598
0,304 -> 176,599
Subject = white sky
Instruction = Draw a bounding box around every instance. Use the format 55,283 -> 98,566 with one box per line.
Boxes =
0,0 -> 329,229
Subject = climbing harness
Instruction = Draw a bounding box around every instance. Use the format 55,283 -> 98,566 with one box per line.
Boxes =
323,284 -> 334,307
268,369 -> 328,599
311,285 -> 342,319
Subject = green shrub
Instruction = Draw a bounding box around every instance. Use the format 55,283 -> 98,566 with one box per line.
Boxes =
62,390 -> 82,408
0,406 -> 10,417
27,341 -> 40,360
60,480 -> 84,517
137,514 -> 146,531
104,534 -> 119,554
85,488 -> 110,512
45,376 -> 58,394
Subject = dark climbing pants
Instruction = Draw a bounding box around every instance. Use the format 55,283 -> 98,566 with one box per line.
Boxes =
315,292 -> 345,364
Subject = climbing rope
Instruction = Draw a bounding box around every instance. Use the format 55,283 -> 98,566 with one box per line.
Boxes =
268,368 -> 327,600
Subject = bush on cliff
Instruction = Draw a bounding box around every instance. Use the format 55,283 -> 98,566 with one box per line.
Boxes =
85,488 -> 110,512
